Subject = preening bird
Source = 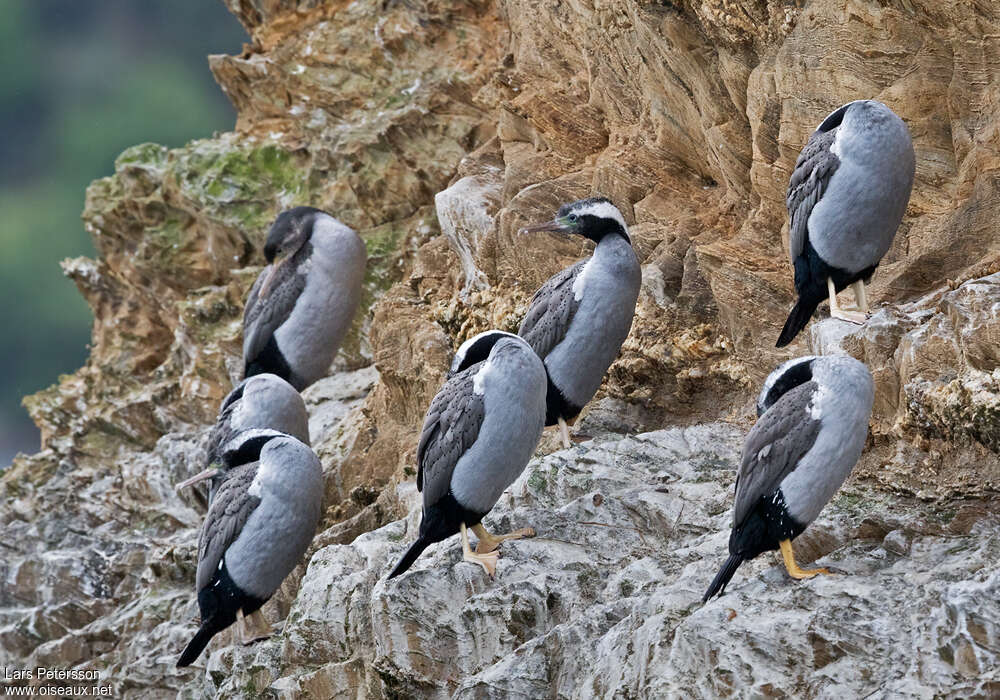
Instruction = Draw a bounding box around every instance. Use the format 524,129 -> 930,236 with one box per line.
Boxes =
243,206 -> 367,390
517,197 -> 641,448
776,100 -> 915,347
176,430 -> 322,667
702,355 -> 874,601
388,331 -> 547,579
176,373 -> 310,500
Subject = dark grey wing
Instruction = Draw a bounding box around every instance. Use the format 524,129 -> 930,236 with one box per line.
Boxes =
242,263 -> 307,365
517,259 -> 587,359
733,382 -> 821,526
195,462 -> 261,590
416,366 -> 485,507
786,129 -> 840,261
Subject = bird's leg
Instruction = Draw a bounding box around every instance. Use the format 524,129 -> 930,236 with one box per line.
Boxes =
236,608 -> 249,645
827,277 -> 866,325
779,539 -> 831,580
461,522 -> 498,576
558,417 -> 571,449
242,609 -> 273,644
472,523 -> 536,555
175,467 -> 220,491
851,281 -> 870,314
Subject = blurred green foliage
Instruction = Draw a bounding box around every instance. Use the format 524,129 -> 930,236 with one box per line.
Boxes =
0,1 -> 247,461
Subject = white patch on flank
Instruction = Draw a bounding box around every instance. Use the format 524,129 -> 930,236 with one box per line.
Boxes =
830,127 -> 844,158
572,259 -> 593,301
570,200 -> 628,233
472,359 -> 495,395
806,384 -> 826,420
248,474 -> 263,498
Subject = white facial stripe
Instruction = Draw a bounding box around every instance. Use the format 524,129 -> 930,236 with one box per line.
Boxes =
571,201 -> 627,232
758,356 -> 818,412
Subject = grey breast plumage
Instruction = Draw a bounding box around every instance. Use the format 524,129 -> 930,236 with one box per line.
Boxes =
517,197 -> 641,422
423,334 -> 547,515
777,100 -> 915,346
243,207 -> 367,390
178,431 -> 323,666
703,355 -> 874,600
793,100 -> 915,274
387,331 -> 547,578
737,355 -> 874,527
197,434 -> 323,597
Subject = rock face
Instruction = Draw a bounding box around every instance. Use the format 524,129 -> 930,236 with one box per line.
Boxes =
196,427 -> 1000,699
2,0 -> 1000,697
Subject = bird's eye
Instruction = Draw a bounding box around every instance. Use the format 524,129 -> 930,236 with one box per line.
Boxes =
568,214 -> 578,222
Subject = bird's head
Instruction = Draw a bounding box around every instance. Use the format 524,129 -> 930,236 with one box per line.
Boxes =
756,356 -> 817,417
816,99 -> 898,134
449,330 -> 523,376
520,197 -> 630,245
258,206 -> 324,297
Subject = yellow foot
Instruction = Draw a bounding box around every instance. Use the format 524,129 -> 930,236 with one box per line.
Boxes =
827,277 -> 868,325
472,523 -> 536,554
851,281 -> 870,315
779,539 -> 831,580
461,523 -> 499,576
830,308 -> 868,325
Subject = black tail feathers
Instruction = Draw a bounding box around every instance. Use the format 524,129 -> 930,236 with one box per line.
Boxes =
775,296 -> 821,348
177,620 -> 222,667
388,537 -> 430,579
702,554 -> 743,603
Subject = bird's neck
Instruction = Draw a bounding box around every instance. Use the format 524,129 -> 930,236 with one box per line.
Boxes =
592,232 -> 637,269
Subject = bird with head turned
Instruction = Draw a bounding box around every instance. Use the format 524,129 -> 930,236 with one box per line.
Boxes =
243,206 -> 367,390
777,99 -> 915,347
175,373 -> 310,503
388,330 -> 547,580
517,197 -> 641,448
176,428 -> 323,667
702,355 -> 874,602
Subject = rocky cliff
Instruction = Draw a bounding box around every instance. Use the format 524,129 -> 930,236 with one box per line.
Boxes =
2,0 -> 999,697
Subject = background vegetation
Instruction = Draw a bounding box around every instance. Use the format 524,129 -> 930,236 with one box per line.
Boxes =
0,1 -> 246,464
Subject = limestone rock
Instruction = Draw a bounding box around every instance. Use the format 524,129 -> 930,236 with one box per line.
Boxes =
202,427 -> 1000,699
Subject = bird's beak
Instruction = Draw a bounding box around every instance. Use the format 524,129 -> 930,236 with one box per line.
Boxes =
519,218 -> 570,236
175,467 -> 221,491
258,256 -> 288,298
